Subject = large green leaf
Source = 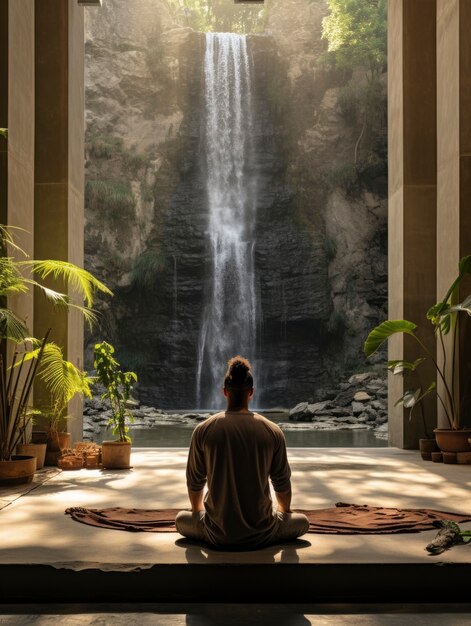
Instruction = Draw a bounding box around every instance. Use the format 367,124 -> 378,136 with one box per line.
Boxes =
395,388 -> 421,409
364,320 -> 417,357
387,357 -> 425,376
446,294 -> 471,316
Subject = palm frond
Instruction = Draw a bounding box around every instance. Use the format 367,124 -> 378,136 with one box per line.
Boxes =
39,342 -> 92,413
0,224 -> 29,256
22,260 -> 112,307
0,308 -> 30,341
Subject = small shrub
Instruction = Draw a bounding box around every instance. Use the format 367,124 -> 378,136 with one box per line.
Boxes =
123,151 -> 146,175
327,162 -> 360,196
337,84 -> 361,124
325,236 -> 337,262
86,180 -> 136,222
326,309 -> 346,339
89,136 -> 124,160
131,250 -> 166,290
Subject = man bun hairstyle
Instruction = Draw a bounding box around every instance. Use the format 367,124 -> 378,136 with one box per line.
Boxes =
224,355 -> 253,390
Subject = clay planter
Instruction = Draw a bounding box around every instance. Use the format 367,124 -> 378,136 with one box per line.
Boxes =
443,452 -> 458,464
45,432 -> 71,467
101,441 -> 131,469
434,428 -> 471,453
16,443 -> 47,470
0,455 -> 36,486
419,438 -> 439,461
431,451 -> 443,463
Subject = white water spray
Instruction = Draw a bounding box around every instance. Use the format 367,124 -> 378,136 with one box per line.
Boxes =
196,33 -> 258,409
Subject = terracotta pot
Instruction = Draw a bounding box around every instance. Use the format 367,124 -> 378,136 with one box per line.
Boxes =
46,431 -> 71,453
443,452 -> 458,464
16,443 -> 47,470
419,438 -> 439,461
434,428 -> 471,453
101,441 -> 132,469
0,455 -> 36,486
431,451 -> 443,463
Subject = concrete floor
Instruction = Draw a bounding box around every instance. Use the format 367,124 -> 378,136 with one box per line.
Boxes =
0,448 -> 470,605
0,604 -> 471,625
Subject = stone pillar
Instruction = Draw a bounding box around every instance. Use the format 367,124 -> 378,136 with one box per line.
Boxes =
34,0 -> 85,443
437,0 -> 471,428
8,1 -> 35,330
0,1 -> 7,226
388,0 -> 437,447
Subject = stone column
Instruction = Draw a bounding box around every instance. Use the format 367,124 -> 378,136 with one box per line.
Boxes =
0,1 -> 8,226
388,0 -> 437,447
34,0 -> 85,443
8,1 -> 35,330
437,0 -> 471,428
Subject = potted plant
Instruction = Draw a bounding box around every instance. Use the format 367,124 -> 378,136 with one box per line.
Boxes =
0,223 -> 112,477
0,336 -> 48,485
16,409 -> 47,469
34,342 -> 94,466
93,341 -> 137,469
364,255 -> 471,454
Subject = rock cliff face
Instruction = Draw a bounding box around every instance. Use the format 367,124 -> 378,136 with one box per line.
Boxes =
84,0 -> 387,409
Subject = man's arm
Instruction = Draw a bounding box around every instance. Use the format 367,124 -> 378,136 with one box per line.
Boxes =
275,486 -> 292,513
188,488 -> 205,513
186,427 -> 207,511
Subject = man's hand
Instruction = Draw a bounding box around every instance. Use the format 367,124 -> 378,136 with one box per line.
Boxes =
188,488 -> 204,513
275,488 -> 292,513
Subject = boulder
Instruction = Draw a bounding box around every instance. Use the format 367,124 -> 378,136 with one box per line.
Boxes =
351,401 -> 365,415
334,389 -> 355,407
289,402 -> 309,421
353,391 -> 372,402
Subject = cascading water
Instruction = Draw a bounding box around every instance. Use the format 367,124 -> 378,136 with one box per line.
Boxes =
196,32 -> 258,409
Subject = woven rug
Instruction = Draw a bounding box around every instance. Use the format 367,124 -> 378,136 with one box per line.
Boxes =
65,502 -> 471,534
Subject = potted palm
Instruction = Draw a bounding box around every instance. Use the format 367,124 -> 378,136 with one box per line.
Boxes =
364,255 -> 471,454
33,342 -> 94,466
93,341 -> 137,469
0,224 -> 112,481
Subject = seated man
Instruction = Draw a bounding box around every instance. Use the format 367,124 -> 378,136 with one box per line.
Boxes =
176,356 -> 309,549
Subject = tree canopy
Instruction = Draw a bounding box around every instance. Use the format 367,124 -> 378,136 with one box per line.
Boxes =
168,0 -> 266,34
321,0 -> 387,75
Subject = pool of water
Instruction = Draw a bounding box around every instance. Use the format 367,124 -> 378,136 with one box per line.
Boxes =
94,412 -> 386,448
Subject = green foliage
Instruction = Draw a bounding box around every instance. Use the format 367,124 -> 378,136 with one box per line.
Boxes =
0,225 -> 112,340
327,162 -> 360,196
89,136 -> 123,159
326,309 -> 346,339
141,183 -> 154,204
122,151 -> 146,175
0,336 -> 48,460
325,236 -> 337,262
322,0 -> 387,76
0,226 -> 111,458
364,255 -> 471,430
93,341 -> 137,443
86,180 -> 136,222
33,341 -> 93,431
337,83 -> 361,124
167,0 -> 266,33
131,251 -> 166,291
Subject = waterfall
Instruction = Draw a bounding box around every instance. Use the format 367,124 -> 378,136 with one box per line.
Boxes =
196,32 -> 258,409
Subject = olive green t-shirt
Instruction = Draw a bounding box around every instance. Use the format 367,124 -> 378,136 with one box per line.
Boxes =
186,410 -> 291,548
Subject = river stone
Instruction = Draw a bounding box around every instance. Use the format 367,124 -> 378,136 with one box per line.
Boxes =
348,373 -> 371,385
353,391 -> 372,402
351,402 -> 365,415
289,402 -> 309,421
334,389 -> 355,407
306,401 -> 329,415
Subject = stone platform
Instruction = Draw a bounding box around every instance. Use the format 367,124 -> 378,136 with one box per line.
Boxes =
0,448 -> 470,604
